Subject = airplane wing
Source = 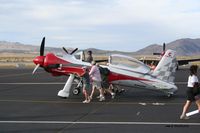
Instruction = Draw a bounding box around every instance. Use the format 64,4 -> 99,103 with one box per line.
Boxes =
140,58 -> 200,66
95,59 -> 108,63
177,58 -> 200,65
139,58 -> 159,66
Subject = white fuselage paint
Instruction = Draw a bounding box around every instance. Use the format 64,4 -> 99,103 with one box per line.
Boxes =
109,66 -> 177,95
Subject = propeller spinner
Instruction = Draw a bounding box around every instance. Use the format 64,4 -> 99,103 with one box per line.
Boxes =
33,37 -> 63,74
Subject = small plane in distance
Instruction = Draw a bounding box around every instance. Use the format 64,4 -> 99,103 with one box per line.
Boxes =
33,37 -> 178,98
140,43 -> 200,69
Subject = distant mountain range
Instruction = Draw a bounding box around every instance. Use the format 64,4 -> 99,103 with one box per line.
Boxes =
0,38 -> 200,56
135,38 -> 200,56
0,41 -> 62,54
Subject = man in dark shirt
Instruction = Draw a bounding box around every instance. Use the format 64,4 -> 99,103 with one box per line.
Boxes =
81,66 -> 91,103
86,50 -> 93,63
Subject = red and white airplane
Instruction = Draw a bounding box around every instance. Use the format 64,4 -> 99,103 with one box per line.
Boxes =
33,37 -> 178,98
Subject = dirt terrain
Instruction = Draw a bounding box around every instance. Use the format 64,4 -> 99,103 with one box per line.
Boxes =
0,53 -> 199,68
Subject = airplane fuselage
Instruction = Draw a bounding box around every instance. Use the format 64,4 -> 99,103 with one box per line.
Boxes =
38,53 -> 177,96
107,66 -> 177,95
33,37 -> 178,98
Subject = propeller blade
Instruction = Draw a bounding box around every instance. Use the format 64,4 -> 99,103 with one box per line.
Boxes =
40,37 -> 45,56
62,47 -> 69,54
163,43 -> 166,52
32,64 -> 40,75
70,48 -> 78,55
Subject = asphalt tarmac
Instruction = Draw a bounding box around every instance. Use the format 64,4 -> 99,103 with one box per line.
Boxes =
0,68 -> 200,133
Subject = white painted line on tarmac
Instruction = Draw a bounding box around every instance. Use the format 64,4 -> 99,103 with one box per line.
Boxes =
152,102 -> 165,106
175,82 -> 187,85
0,82 -> 187,85
138,102 -> 147,106
0,82 -> 65,85
0,99 -> 186,105
0,72 -> 44,78
0,121 -> 199,126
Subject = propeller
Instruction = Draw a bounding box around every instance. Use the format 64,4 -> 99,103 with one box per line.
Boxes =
70,48 -> 78,55
62,47 -> 78,55
33,37 -> 69,75
40,37 -> 45,56
163,43 -> 166,53
32,64 -> 40,74
62,47 -> 69,54
153,43 -> 166,55
32,37 -> 46,74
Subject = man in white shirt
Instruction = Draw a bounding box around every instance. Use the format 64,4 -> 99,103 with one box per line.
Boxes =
180,65 -> 200,119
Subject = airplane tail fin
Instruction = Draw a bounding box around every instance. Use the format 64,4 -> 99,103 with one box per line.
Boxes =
152,49 -> 177,83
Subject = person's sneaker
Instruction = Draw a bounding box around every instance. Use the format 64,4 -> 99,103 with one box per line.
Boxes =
89,96 -> 93,100
99,96 -> 105,101
82,100 -> 88,103
87,98 -> 91,103
180,115 -> 190,120
111,93 -> 116,99
96,95 -> 101,99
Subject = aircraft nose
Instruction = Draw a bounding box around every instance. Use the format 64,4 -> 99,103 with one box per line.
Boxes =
33,56 -> 45,66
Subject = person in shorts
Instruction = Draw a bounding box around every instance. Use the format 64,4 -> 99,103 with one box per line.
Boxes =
89,61 -> 105,101
180,65 -> 200,119
81,66 -> 91,103
99,66 -> 115,99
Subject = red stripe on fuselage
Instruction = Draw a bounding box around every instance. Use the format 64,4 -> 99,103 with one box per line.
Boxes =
49,64 -> 86,77
108,71 -> 152,82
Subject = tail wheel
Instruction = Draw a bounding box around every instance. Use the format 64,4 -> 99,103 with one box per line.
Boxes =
112,84 -> 125,94
167,93 -> 173,98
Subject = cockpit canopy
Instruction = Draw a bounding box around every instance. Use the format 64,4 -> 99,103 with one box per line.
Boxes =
108,54 -> 151,74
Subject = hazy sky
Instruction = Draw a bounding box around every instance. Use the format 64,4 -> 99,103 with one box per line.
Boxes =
0,0 -> 200,51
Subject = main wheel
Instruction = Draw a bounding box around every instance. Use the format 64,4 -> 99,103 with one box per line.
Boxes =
167,93 -> 173,98
72,87 -> 80,95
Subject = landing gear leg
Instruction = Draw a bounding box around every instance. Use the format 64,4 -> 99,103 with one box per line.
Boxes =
57,74 -> 75,98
